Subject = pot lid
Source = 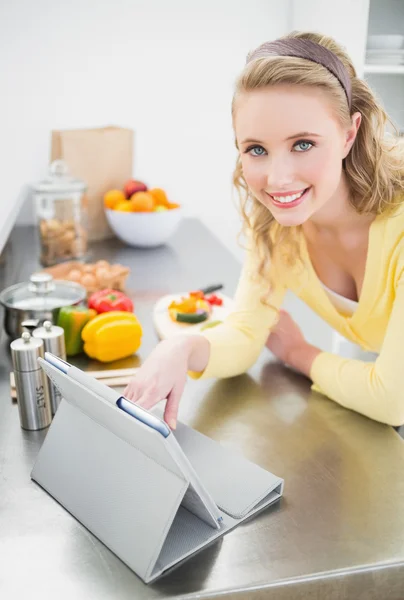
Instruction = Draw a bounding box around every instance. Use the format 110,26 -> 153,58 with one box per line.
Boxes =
31,160 -> 87,194
0,272 -> 86,311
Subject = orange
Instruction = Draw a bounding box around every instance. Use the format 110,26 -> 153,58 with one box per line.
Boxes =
149,188 -> 169,208
130,191 -> 155,212
104,189 -> 126,209
115,201 -> 133,212
167,202 -> 180,209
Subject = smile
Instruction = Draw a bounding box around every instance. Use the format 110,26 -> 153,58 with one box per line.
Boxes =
266,187 -> 311,208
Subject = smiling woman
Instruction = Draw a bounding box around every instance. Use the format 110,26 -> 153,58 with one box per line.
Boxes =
234,85 -> 361,229
123,31 -> 404,429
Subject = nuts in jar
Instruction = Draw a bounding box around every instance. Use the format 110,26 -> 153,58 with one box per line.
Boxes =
39,216 -> 87,266
32,160 -> 88,267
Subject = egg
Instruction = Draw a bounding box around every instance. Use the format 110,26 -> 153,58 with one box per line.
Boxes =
110,263 -> 125,274
81,274 -> 97,288
82,265 -> 95,274
67,269 -> 82,282
95,267 -> 110,285
95,260 -> 109,269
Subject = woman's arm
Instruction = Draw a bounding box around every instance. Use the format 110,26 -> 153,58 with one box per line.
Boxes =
189,243 -> 286,380
266,308 -> 322,375
308,276 -> 404,426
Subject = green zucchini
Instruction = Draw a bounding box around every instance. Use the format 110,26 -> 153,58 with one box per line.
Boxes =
176,311 -> 209,324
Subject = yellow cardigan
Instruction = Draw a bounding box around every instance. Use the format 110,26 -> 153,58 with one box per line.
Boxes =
191,209 -> 404,426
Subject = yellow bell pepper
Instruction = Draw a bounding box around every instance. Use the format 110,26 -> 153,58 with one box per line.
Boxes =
81,311 -> 142,362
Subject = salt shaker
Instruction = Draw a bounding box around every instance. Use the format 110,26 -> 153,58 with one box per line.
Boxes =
32,320 -> 66,415
10,332 -> 52,431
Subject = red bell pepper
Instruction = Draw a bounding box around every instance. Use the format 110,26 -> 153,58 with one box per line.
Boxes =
206,294 -> 223,306
88,288 -> 134,313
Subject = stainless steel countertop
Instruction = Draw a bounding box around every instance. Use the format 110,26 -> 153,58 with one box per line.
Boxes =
1,221 -> 404,600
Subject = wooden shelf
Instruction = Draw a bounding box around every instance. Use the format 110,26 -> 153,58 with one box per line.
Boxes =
364,64 -> 404,74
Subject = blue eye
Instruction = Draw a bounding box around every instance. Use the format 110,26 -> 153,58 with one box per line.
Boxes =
294,140 -> 313,152
246,145 -> 267,157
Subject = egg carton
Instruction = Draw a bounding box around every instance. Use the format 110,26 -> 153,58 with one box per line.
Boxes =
42,260 -> 130,296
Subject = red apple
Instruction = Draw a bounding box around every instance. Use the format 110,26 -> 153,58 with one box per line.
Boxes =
124,179 -> 147,198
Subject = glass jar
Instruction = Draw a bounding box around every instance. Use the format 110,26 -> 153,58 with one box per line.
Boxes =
32,160 -> 88,266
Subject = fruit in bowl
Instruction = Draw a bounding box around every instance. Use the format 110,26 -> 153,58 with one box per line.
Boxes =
124,179 -> 148,198
130,191 -> 155,212
104,180 -> 183,247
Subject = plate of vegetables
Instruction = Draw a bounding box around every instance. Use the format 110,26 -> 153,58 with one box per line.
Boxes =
152,284 -> 233,340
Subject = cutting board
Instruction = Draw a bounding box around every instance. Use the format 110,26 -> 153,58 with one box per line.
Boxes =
152,292 -> 234,340
10,367 -> 138,402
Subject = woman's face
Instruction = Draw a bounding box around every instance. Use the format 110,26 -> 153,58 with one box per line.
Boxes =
234,85 -> 360,227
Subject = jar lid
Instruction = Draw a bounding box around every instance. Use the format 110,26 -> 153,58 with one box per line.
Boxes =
10,332 -> 45,371
0,272 -> 86,311
31,160 -> 87,194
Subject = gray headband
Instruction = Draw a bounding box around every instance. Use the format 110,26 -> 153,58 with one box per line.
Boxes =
246,38 -> 352,110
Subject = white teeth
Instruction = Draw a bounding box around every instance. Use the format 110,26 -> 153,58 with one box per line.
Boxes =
271,189 -> 306,203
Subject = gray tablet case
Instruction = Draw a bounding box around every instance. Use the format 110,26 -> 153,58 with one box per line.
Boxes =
31,359 -> 284,584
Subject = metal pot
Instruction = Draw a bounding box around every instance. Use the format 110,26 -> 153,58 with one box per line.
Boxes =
0,272 -> 86,339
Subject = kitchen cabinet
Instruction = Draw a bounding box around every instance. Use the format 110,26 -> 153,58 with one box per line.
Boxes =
292,0 -> 404,134
364,0 -> 404,134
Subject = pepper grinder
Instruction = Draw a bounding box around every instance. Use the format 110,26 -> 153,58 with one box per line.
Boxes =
10,332 -> 52,431
33,320 -> 66,415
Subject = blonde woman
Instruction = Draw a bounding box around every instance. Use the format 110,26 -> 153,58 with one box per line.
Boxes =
124,31 -> 404,429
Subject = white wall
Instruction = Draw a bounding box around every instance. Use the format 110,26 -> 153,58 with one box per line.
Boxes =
291,0 -> 369,77
1,0 -> 290,260
1,0 -> 372,260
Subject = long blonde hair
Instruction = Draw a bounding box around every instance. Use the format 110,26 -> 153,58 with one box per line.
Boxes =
232,30 -> 404,287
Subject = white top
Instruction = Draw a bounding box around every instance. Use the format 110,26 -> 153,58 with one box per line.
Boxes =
320,282 -> 379,360
321,282 -> 359,317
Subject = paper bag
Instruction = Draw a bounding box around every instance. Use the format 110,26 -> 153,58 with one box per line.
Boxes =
51,126 -> 134,241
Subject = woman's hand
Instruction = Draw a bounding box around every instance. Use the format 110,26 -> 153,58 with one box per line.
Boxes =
266,309 -> 321,377
123,334 -> 210,430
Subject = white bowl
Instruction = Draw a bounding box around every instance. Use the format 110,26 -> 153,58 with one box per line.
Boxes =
367,35 -> 404,50
105,207 -> 183,248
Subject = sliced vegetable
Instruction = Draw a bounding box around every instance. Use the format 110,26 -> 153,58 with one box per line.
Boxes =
189,290 -> 205,300
81,311 -> 142,362
88,288 -> 133,313
168,297 -> 212,323
200,319 -> 223,331
169,296 -> 198,314
57,306 -> 97,356
176,311 -> 209,324
206,294 -> 223,306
